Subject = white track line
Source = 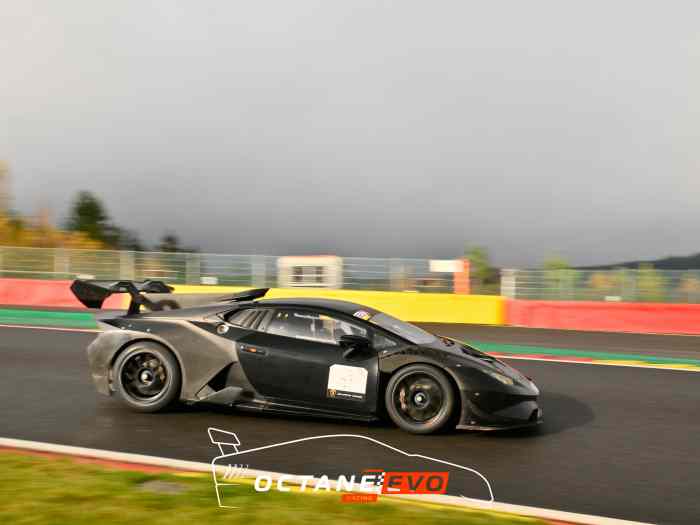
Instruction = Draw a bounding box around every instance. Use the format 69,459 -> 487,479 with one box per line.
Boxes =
0,323 -> 99,333
498,355 -> 700,372
1,323 -> 696,373
0,436 -> 653,525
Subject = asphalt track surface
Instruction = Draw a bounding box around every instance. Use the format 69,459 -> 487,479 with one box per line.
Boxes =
2,324 -> 699,524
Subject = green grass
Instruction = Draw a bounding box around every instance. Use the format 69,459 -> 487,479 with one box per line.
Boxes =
470,340 -> 700,366
0,452 -> 542,525
0,308 -> 97,329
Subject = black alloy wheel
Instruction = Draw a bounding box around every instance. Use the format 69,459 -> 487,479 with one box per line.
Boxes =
385,364 -> 456,434
113,342 -> 181,412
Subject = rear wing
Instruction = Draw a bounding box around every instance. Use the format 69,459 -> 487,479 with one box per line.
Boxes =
71,279 -> 174,315
217,288 -> 269,303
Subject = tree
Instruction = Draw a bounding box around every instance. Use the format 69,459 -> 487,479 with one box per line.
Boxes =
637,263 -> 665,302
542,256 -> 578,299
64,191 -> 145,249
0,210 -> 102,249
464,245 -> 492,284
65,191 -> 112,244
158,232 -> 182,253
115,228 -> 144,251
542,256 -> 571,270
157,231 -> 197,253
587,271 -> 621,300
0,160 -> 10,214
678,272 -> 700,302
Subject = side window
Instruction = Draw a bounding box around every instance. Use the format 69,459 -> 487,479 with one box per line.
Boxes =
226,309 -> 258,328
265,309 -> 368,345
255,309 -> 274,331
227,309 -> 250,326
373,332 -> 398,350
245,310 -> 265,329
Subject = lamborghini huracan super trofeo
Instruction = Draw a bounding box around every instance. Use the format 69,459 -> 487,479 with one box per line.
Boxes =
72,280 -> 542,434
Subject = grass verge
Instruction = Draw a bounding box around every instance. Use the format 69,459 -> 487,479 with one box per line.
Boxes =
0,451 -> 543,525
0,308 -> 97,329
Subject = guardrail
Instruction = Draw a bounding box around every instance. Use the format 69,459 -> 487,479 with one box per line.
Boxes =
0,246 -> 457,293
501,268 -> 700,303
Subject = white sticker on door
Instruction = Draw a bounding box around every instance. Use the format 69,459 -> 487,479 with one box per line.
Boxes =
327,364 -> 368,401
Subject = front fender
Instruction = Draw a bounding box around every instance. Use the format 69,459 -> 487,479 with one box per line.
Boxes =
378,346 -> 471,390
377,346 -> 541,429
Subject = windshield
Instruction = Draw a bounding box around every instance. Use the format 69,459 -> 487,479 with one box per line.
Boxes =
370,313 -> 437,345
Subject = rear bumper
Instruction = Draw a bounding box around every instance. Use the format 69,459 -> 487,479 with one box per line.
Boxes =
456,390 -> 542,430
86,337 -> 113,396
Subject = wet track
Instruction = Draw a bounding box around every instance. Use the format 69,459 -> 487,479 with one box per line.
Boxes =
1,324 -> 699,524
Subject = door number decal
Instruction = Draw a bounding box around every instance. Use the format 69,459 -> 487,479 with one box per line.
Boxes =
327,364 -> 368,402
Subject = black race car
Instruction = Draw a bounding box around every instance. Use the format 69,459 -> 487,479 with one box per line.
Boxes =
72,280 -> 542,434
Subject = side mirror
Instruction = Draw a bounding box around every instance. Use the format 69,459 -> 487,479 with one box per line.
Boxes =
338,334 -> 372,359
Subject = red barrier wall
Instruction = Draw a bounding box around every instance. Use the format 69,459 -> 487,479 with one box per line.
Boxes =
0,279 -> 124,309
507,299 -> 700,335
4,277 -> 700,334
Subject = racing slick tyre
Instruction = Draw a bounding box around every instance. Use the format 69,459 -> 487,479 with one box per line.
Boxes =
112,342 -> 181,413
385,364 -> 456,434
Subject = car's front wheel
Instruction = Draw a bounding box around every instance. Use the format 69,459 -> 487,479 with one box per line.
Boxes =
112,342 -> 181,412
385,364 -> 456,434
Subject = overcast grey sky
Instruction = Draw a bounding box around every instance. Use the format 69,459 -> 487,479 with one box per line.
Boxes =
2,1 -> 698,267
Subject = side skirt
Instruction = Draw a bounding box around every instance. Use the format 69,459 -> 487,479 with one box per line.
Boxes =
456,420 -> 543,431
234,399 -> 379,423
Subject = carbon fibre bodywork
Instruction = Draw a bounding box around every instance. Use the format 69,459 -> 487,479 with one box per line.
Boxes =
86,297 -> 542,430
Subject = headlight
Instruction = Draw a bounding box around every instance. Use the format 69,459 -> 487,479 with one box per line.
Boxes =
486,371 -> 514,385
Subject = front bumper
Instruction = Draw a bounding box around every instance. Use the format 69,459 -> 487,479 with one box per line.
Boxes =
456,390 -> 543,430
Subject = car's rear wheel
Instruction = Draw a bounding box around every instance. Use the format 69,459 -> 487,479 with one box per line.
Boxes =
149,299 -> 180,311
113,342 -> 181,412
385,364 -> 455,434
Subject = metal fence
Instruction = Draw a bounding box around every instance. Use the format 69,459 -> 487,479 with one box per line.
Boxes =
0,246 -> 456,293
7,246 -> 700,301
501,268 -> 700,303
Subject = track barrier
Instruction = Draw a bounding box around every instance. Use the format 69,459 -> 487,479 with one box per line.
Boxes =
506,299 -> 700,335
5,277 -> 700,334
0,278 -> 123,309
172,285 -> 506,325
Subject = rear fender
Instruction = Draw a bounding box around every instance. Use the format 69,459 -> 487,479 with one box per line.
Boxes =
87,321 -> 238,400
87,329 -> 181,396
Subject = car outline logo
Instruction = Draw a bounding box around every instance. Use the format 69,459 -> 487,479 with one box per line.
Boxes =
208,427 -> 494,508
